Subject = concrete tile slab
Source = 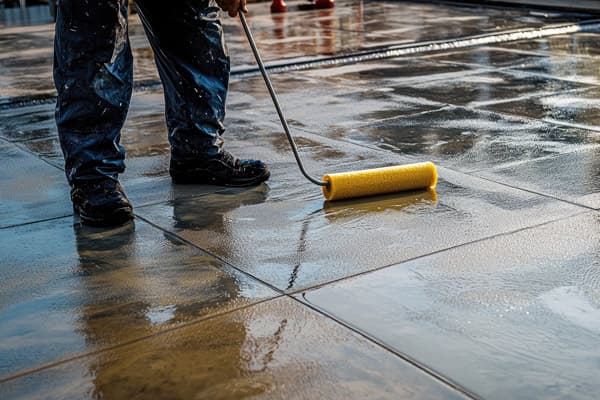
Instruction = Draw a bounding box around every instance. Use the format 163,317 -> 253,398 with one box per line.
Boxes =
0,88 -> 166,144
13,136 -> 61,160
0,24 -> 54,100
137,152 -> 582,291
508,53 -> 600,86
0,143 -> 70,228
0,103 -> 56,142
333,107 -> 599,172
300,212 -> 600,400
422,46 -> 548,68
0,217 -> 277,379
0,25 -> 53,50
480,87 -> 600,131
388,70 -> 587,107
230,72 -> 444,133
227,72 -> 347,105
298,58 -> 482,89
477,147 -> 600,209
0,50 -> 54,100
0,297 -> 468,400
0,7 -> 53,28
497,32 -> 600,58
0,25 -> 160,103
8,91 -> 172,160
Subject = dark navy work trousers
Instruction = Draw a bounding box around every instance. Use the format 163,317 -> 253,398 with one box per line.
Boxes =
54,0 -> 229,184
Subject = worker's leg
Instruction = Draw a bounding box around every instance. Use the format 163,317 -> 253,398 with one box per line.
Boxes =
135,0 -> 270,186
54,0 -> 133,226
54,0 -> 132,184
135,0 -> 228,160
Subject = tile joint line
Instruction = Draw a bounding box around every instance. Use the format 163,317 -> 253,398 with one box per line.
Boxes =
134,214 -> 479,397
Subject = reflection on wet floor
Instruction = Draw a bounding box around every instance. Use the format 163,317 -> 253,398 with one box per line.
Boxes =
336,106 -> 600,172
0,0 -> 596,103
0,218 -> 277,378
499,32 -> 600,57
2,0 -> 600,398
0,143 -> 71,227
136,169 -> 581,291
301,213 -> 600,399
481,86 -> 600,131
322,188 -> 438,221
478,147 -> 600,208
0,296 -> 468,400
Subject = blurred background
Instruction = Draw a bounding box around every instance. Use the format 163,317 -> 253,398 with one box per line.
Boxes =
1,1 -> 600,27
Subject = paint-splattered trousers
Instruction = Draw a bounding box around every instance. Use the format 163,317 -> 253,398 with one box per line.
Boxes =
54,0 -> 229,184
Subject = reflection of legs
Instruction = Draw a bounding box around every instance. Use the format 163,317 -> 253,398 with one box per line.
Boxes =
73,224 -> 252,398
292,0 -> 334,11
314,0 -> 335,9
136,0 -> 270,187
54,0 -> 134,226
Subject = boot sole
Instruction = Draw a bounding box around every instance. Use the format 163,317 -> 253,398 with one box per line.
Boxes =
171,169 -> 270,187
75,206 -> 134,227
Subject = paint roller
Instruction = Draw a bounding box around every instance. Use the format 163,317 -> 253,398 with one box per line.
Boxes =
239,12 -> 437,201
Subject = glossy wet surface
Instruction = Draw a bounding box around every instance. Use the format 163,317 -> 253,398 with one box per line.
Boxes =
300,213 -> 600,399
2,0 -> 600,398
0,0 -> 590,104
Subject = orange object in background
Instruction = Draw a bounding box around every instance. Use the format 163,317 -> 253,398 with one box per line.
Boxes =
271,0 -> 287,13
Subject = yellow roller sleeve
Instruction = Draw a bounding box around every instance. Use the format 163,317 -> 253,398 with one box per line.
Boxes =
322,162 -> 438,201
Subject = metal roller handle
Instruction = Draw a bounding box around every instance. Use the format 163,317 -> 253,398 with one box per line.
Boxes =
239,11 -> 328,187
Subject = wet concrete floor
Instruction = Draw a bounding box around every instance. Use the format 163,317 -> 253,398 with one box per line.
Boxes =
1,0 -> 600,398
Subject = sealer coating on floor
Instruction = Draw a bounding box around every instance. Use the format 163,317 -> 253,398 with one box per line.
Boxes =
1,0 -> 600,398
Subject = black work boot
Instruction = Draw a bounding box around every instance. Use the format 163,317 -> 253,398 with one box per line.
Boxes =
71,179 -> 134,227
170,151 -> 270,187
